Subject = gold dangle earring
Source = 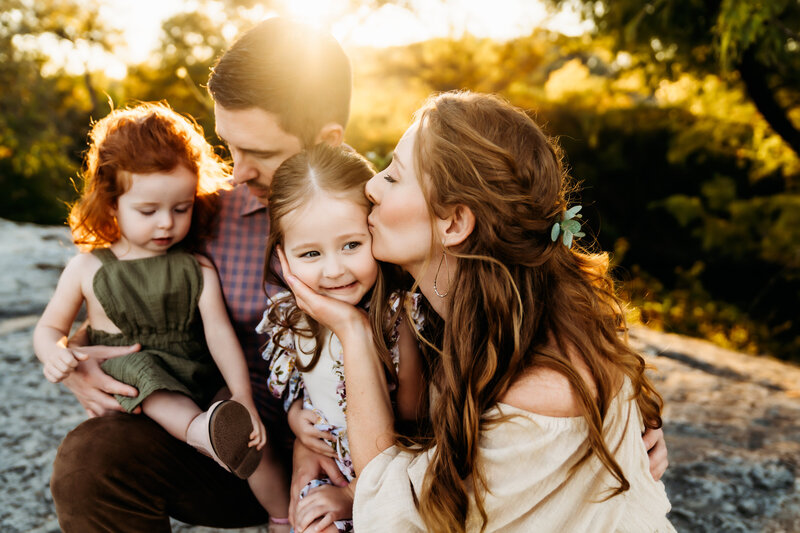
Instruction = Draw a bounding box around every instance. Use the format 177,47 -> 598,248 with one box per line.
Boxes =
433,242 -> 450,298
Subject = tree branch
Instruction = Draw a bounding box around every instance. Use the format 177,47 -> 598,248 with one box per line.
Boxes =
738,47 -> 800,158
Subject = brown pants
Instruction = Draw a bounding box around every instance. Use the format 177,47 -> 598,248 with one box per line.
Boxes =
51,414 -> 287,532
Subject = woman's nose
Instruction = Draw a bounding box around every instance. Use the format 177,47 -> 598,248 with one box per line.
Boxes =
365,174 -> 380,205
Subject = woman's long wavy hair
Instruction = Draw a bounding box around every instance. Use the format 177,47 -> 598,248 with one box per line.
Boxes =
406,92 -> 663,533
69,101 -> 230,252
263,144 -> 400,383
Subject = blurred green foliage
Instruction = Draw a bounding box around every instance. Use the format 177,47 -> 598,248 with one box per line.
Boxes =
0,1 -> 797,360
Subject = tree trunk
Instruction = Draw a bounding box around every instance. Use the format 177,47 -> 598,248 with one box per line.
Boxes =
737,47 -> 800,158
84,70 -> 98,116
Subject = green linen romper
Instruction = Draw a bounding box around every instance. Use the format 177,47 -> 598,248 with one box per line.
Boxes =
88,248 -> 224,413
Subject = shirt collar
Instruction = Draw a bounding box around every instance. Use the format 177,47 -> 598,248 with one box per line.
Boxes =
238,185 -> 267,216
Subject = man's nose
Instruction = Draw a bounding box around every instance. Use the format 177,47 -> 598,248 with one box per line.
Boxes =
231,153 -> 256,184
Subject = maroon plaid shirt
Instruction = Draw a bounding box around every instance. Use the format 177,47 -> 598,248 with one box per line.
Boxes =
205,185 -> 287,439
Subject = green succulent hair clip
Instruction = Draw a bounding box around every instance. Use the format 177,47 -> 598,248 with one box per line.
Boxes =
550,205 -> 585,248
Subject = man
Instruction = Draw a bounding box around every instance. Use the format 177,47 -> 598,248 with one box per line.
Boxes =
50,17 -> 349,531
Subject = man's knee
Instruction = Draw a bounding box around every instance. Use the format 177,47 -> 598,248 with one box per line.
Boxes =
52,415 -> 176,531
51,415 -> 162,504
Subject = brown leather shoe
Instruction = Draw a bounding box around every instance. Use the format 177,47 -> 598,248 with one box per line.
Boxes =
186,400 -> 262,479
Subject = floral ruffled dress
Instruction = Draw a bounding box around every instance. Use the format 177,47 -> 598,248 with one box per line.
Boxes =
256,290 -> 425,532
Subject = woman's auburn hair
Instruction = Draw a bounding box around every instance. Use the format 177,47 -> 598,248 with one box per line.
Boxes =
69,101 -> 230,251
405,91 -> 663,533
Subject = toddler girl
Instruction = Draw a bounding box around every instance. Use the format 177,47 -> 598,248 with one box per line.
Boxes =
258,144 -> 424,533
33,102 -> 290,529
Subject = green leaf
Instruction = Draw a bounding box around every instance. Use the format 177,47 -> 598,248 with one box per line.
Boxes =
551,222 -> 561,241
565,205 -> 582,220
562,219 -> 582,234
563,229 -> 574,248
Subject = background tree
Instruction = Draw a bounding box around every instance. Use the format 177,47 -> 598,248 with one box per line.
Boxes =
552,0 -> 800,157
0,0 -> 113,223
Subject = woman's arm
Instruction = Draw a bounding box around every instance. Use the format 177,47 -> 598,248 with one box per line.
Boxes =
196,255 -> 265,448
278,248 -> 395,474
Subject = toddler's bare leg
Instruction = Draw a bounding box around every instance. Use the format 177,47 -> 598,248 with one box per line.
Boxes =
141,391 -> 201,442
249,444 -> 291,523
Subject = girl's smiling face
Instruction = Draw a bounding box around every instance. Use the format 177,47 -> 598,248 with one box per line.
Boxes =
281,193 -> 378,305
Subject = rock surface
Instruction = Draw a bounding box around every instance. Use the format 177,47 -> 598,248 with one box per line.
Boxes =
1,218 -> 798,532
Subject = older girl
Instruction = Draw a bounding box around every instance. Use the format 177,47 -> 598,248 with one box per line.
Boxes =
259,144 -> 424,532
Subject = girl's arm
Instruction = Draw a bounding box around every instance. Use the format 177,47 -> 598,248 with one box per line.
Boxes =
277,248 -> 395,475
34,255 -> 91,382
195,255 -> 265,448
394,318 -> 425,423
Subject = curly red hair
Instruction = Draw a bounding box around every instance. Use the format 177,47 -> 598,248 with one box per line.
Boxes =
69,102 -> 230,251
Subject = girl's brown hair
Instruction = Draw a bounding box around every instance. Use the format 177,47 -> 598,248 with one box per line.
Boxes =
69,101 -> 230,251
263,144 -> 399,383
403,91 -> 663,533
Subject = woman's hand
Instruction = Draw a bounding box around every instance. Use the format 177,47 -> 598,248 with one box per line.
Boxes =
288,400 -> 337,458
294,483 -> 354,533
277,247 -> 368,338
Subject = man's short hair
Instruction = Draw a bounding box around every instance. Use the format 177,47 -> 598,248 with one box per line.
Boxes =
207,17 -> 351,147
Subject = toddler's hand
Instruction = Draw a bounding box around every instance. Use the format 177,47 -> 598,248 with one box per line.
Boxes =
288,400 -> 336,458
232,395 -> 266,450
250,415 -> 267,450
42,344 -> 86,383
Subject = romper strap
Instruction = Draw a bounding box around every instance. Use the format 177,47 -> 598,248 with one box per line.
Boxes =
91,248 -> 118,264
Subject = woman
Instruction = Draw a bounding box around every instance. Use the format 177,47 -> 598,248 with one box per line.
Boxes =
280,91 -> 674,532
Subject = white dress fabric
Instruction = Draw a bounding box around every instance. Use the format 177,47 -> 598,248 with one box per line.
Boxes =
353,377 -> 675,533
257,290 -> 425,480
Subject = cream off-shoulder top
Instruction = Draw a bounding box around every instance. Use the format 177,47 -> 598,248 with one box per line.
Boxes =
353,377 -> 675,533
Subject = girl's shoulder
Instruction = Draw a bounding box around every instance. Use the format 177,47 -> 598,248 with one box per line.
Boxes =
64,250 -> 103,277
191,252 -> 215,269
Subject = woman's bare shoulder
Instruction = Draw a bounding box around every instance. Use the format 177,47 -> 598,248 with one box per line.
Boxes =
500,366 -> 584,417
